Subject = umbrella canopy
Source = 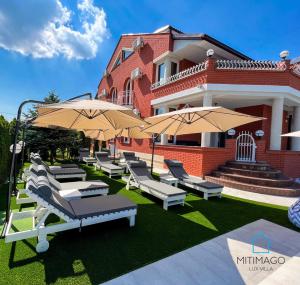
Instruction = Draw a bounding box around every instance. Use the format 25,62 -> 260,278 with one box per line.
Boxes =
33,99 -> 145,130
281,131 -> 300,137
116,126 -> 152,139
144,106 -> 264,135
84,126 -> 151,140
84,129 -> 116,141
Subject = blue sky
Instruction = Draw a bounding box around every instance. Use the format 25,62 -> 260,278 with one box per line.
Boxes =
0,0 -> 299,120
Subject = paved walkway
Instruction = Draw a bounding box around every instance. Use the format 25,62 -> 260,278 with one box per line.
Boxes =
103,219 -> 300,285
223,187 -> 299,207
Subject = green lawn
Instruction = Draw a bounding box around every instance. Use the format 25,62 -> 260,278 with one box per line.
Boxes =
0,164 -> 298,285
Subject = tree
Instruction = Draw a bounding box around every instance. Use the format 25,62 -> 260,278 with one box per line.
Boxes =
24,92 -> 86,163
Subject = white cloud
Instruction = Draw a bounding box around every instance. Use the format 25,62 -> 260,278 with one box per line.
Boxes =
0,0 -> 108,59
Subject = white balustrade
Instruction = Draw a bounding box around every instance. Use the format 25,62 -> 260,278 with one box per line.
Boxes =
291,63 -> 300,76
216,60 -> 286,71
151,61 -> 208,90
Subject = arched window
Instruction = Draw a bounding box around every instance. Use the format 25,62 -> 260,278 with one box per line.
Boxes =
124,79 -> 132,105
110,88 -> 117,104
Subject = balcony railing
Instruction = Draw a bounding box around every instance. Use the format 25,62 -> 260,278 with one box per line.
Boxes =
216,60 -> 286,71
291,63 -> 300,77
151,61 -> 208,90
110,91 -> 134,106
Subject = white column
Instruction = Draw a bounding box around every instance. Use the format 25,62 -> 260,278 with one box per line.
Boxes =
201,94 -> 213,147
292,106 -> 300,151
160,106 -> 169,145
270,97 -> 284,150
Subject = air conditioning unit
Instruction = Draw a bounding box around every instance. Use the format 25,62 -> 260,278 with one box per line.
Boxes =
132,37 -> 144,50
131,67 -> 143,80
101,89 -> 108,97
103,69 -> 109,77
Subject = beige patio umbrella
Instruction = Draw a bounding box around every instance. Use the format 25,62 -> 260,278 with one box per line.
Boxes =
84,126 -> 151,140
83,129 -> 117,141
33,99 -> 145,130
144,106 -> 264,172
84,126 -> 151,160
281,131 -> 300,137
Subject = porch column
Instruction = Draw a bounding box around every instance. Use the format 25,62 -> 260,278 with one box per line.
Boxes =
292,106 -> 300,151
160,106 -> 169,145
201,94 -> 212,147
270,97 -> 284,150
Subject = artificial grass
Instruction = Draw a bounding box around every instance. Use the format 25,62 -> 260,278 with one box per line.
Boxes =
0,164 -> 298,285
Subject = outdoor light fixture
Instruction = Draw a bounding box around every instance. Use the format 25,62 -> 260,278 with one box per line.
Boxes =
206,49 -> 214,57
280,50 -> 289,60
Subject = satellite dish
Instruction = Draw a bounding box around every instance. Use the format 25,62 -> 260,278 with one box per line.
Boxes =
10,143 -> 22,154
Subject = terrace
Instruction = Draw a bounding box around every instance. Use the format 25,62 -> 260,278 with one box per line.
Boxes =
0,160 -> 299,284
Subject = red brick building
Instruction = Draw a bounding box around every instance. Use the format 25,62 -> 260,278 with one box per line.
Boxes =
97,25 -> 300,180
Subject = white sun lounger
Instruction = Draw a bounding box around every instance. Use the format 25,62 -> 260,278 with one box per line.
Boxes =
126,161 -> 186,210
164,159 -> 223,200
31,154 -> 87,181
5,178 -> 137,253
94,152 -> 124,178
16,164 -> 109,205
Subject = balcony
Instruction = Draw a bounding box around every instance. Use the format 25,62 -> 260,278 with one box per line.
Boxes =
150,59 -> 300,96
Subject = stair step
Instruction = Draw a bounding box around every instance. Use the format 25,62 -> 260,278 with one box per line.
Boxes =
205,176 -> 300,197
219,166 -> 281,179
226,161 -> 271,171
214,172 -> 293,188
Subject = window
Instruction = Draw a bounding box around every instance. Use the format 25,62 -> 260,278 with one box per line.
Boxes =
123,49 -> 133,60
112,56 -> 121,69
122,137 -> 130,144
111,88 -> 117,104
171,62 -> 178,76
157,63 -> 165,82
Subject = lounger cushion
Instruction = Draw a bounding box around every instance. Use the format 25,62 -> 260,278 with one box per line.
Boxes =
95,151 -> 111,163
127,161 -> 152,181
100,163 -> 123,171
52,164 -> 79,168
182,177 -> 223,189
69,195 -> 137,219
28,182 -> 76,219
140,180 -> 186,197
50,168 -> 86,175
59,181 -> 108,191
123,152 -> 138,161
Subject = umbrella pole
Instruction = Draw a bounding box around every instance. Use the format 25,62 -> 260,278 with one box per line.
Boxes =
113,136 -> 116,163
5,99 -> 46,225
150,135 -> 156,174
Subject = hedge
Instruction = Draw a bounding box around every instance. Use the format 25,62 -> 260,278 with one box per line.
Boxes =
0,116 -> 11,183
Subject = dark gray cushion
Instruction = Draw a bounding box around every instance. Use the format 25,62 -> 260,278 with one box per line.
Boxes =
182,177 -> 223,189
50,168 -> 86,175
140,180 -> 186,197
78,184 -> 108,192
123,152 -> 139,161
28,183 -> 76,219
164,159 -> 183,167
69,195 -> 137,219
59,164 -> 79,168
127,161 -> 152,181
95,151 -> 111,163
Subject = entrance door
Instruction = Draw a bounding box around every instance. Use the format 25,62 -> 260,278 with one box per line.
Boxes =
235,131 -> 256,162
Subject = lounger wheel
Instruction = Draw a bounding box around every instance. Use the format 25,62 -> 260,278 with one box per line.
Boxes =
36,240 -> 49,253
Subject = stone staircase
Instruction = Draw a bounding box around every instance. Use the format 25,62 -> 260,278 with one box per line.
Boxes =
205,161 -> 300,197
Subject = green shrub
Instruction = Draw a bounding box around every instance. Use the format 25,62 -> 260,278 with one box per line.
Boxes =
0,116 -> 11,183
